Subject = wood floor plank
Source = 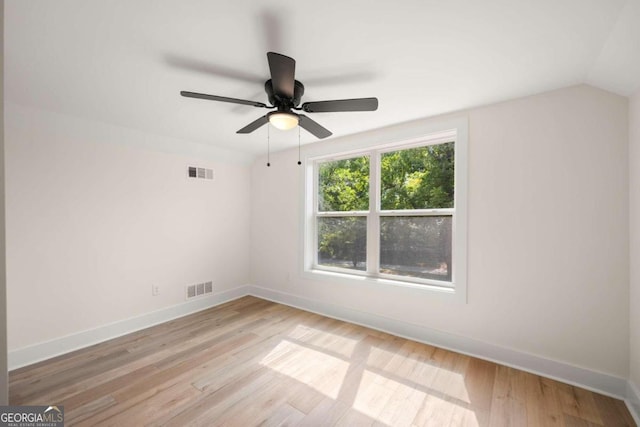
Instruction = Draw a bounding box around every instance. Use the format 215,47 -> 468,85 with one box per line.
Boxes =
298,397 -> 351,426
592,392 -> 636,427
375,368 -> 425,426
91,382 -> 202,427
190,336 -> 282,393
524,373 -> 565,426
209,374 -> 302,426
61,364 -> 159,421
163,367 -> 279,426
488,365 -> 529,426
412,393 -> 457,426
259,403 -> 306,427
11,348 -> 174,406
564,413 -> 602,427
556,381 -> 604,424
8,296 -> 636,426
462,357 -> 497,425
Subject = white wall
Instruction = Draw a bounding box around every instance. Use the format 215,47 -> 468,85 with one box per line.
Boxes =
250,85 -> 630,379
5,104 -> 251,351
630,88 -> 640,409
1,0 -> 8,405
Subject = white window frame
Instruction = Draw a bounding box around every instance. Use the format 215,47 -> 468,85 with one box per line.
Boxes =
301,118 -> 468,303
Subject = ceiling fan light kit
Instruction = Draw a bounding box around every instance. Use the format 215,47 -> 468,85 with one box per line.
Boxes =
180,52 -> 379,140
267,111 -> 299,130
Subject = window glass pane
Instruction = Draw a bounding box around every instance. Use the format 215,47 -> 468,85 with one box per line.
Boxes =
380,216 -> 452,281
380,142 -> 454,210
318,156 -> 369,212
317,217 -> 367,271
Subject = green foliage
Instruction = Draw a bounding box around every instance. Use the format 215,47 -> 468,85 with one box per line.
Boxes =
317,217 -> 366,269
381,143 -> 455,210
318,156 -> 369,211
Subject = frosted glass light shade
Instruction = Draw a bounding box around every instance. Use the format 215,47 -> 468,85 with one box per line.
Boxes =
269,112 -> 299,130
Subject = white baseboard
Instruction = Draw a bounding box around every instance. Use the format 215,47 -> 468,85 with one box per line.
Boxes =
627,380 -> 640,425
247,285 -> 630,401
8,285 -> 250,370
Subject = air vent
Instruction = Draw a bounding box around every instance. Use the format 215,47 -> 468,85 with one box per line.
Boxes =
188,166 -> 214,180
186,281 -> 213,300
187,286 -> 196,299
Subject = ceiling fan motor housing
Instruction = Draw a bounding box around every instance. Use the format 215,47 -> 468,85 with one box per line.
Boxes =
265,79 -> 305,108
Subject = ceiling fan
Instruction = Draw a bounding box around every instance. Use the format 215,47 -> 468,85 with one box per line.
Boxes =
180,52 -> 378,139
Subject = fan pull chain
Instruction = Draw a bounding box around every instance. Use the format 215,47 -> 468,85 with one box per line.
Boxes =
267,124 -> 271,167
298,126 -> 302,165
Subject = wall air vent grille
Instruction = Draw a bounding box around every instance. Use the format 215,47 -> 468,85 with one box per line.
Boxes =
187,285 -> 196,299
188,166 -> 214,180
186,281 -> 213,300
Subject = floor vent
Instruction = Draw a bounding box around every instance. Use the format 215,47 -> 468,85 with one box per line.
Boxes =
186,281 -> 213,300
188,166 -> 214,180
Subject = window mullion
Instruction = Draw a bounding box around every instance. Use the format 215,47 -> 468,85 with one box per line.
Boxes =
316,211 -> 369,217
312,161 -> 319,268
379,208 -> 455,216
367,151 -> 380,276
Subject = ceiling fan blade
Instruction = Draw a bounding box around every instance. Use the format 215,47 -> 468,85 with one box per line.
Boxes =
267,52 -> 295,99
237,115 -> 269,134
181,91 -> 267,108
298,115 -> 332,139
301,97 -> 378,113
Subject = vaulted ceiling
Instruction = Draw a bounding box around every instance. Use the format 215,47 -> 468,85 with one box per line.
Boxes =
5,0 -> 640,155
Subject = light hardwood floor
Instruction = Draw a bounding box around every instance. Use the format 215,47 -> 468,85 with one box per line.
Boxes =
9,296 -> 636,426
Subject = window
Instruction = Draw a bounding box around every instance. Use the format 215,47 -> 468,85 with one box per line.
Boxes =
304,127 -> 467,297
317,155 -> 370,272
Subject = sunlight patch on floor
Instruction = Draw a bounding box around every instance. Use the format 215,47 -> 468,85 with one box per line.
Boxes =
260,339 -> 349,398
429,365 -> 470,403
414,394 -> 479,426
286,324 -> 358,358
365,345 -> 471,404
352,369 -> 426,423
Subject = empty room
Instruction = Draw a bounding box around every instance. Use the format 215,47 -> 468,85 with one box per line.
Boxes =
1,0 -> 640,425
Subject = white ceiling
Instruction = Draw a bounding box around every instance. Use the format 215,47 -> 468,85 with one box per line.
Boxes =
5,0 -> 640,156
